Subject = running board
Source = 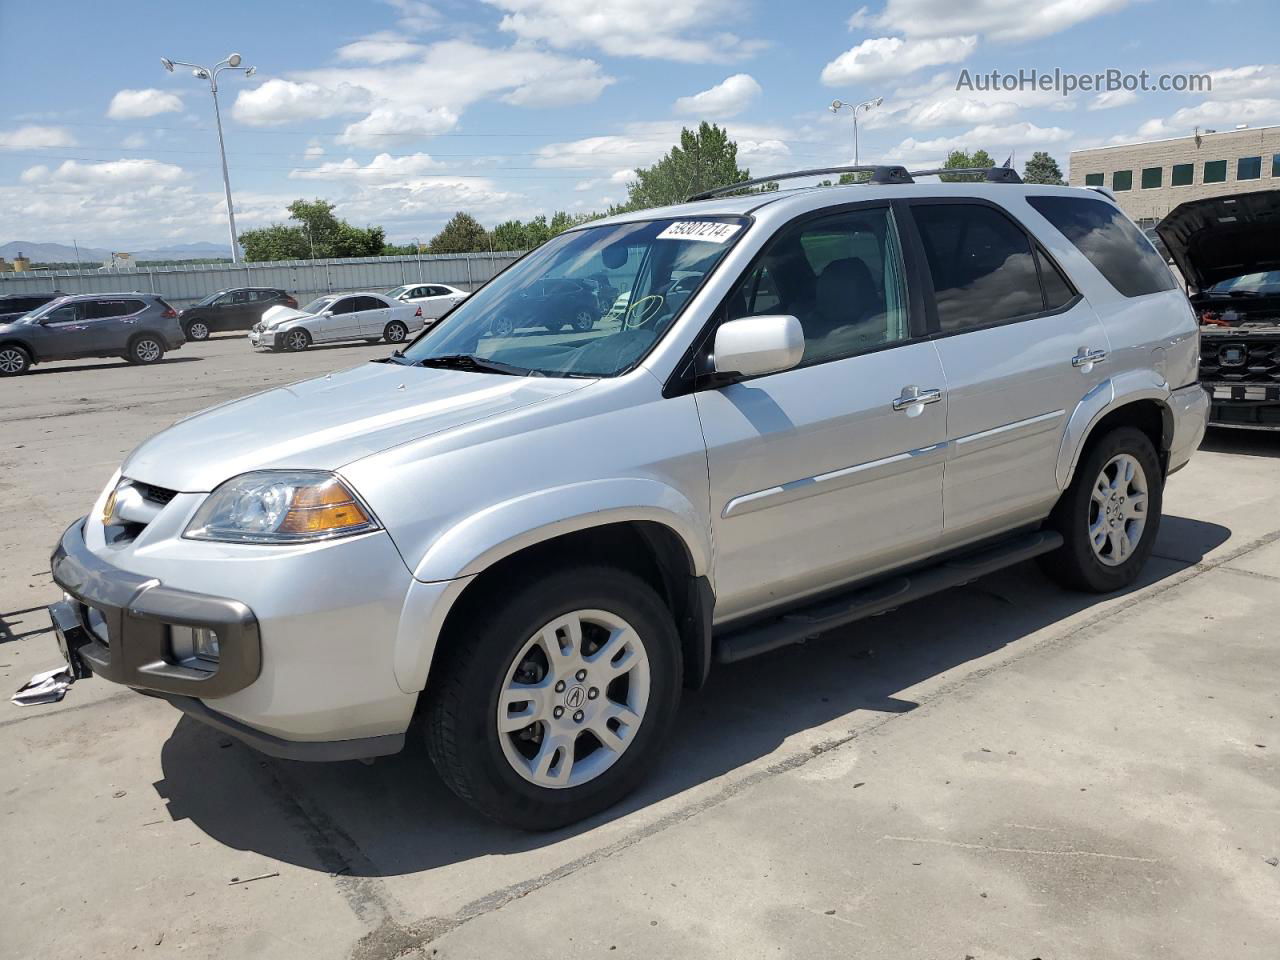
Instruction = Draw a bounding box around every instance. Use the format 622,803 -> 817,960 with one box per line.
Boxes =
714,529 -> 1063,664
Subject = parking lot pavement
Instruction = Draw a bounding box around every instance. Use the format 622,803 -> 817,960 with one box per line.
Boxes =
2,341 -> 1278,959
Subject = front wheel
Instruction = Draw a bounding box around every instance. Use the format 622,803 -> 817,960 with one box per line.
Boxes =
283,329 -> 311,352
0,344 -> 31,376
1039,426 -> 1163,593
127,336 -> 164,365
425,567 -> 682,830
490,315 -> 515,338
383,320 -> 408,344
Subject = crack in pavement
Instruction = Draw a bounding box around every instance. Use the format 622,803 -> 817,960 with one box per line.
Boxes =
340,524 -> 1280,960
880,835 -> 1161,863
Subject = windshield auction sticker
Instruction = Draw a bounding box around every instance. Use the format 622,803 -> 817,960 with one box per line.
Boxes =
656,221 -> 743,243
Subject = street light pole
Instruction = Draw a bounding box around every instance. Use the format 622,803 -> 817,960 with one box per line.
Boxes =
829,96 -> 884,167
161,53 -> 256,264
412,236 -> 423,282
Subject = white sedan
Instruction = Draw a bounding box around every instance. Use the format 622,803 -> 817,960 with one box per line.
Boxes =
386,283 -> 469,319
250,292 -> 425,352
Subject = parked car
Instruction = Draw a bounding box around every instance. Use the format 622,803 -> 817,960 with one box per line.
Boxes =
385,283 -> 469,320
0,293 -> 184,376
178,287 -> 297,341
1157,190 -> 1280,431
249,291 -> 424,351
18,168 -> 1207,830
488,277 -> 602,336
0,292 -> 60,323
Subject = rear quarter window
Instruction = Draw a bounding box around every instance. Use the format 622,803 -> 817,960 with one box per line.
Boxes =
1026,195 -> 1176,298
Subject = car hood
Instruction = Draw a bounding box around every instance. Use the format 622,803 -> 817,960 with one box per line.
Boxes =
260,305 -> 314,328
122,361 -> 593,492
1156,189 -> 1280,290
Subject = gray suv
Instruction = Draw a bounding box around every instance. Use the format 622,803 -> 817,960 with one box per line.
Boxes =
0,293 -> 185,376
18,167 -> 1207,828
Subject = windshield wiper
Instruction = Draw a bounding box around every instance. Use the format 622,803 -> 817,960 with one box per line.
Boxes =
414,353 -> 529,375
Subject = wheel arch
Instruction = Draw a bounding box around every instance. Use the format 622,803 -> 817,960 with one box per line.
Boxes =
1056,371 -> 1174,490
0,337 -> 38,363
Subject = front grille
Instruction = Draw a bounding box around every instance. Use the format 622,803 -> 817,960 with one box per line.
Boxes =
1200,335 -> 1280,385
134,481 -> 178,507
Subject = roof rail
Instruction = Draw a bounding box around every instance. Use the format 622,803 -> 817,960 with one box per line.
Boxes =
908,166 -> 1023,184
686,164 -> 914,201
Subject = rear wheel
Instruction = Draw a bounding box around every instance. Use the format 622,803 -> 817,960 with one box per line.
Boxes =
425,566 -> 681,830
571,309 -> 595,332
383,320 -> 408,344
185,320 -> 210,341
0,344 -> 31,376
283,329 -> 311,352
127,336 -> 164,365
1039,426 -> 1163,592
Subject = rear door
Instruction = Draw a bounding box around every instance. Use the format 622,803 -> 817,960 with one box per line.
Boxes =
354,295 -> 390,336
421,285 -> 455,318
696,203 -> 948,622
903,199 -> 1109,547
84,298 -> 147,354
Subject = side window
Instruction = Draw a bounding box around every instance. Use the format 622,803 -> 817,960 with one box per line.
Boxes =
330,298 -> 356,315
1026,195 -> 1176,298
44,303 -> 82,324
231,290 -> 252,304
86,300 -> 131,319
354,296 -> 383,311
1036,246 -> 1076,311
910,203 -> 1044,332
726,205 -> 909,365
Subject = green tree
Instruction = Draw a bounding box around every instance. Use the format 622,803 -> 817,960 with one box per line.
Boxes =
618,122 -> 750,211
1022,151 -> 1066,185
239,223 -> 310,261
428,212 -> 489,254
239,197 -> 388,261
489,219 -> 531,251
939,149 -> 996,182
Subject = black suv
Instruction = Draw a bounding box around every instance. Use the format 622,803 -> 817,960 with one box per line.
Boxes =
0,293 -> 185,376
0,292 -> 60,323
178,287 -> 297,340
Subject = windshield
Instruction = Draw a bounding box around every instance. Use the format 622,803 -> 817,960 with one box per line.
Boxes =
20,297 -> 69,321
301,296 -> 337,314
401,216 -> 747,377
1208,270 -> 1280,296
194,291 -> 225,306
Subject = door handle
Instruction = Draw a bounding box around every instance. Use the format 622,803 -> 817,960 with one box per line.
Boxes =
892,386 -> 943,412
121,318 -> 137,325
1071,347 -> 1107,369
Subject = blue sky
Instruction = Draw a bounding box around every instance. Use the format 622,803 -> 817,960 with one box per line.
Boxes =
1,0 -> 1276,249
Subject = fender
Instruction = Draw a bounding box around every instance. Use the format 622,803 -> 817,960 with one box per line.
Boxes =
1055,368 -> 1174,489
392,478 -> 712,694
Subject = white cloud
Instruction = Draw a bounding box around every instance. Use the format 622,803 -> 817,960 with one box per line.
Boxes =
290,152 -> 444,181
107,89 -> 184,119
535,120 -> 792,174
304,139 -> 325,158
337,33 -> 426,64
1132,98 -> 1280,140
674,74 -> 762,118
20,158 -> 188,186
232,78 -> 372,125
484,0 -> 764,62
846,5 -> 872,28
821,36 -> 977,84
1089,89 -> 1138,111
120,132 -> 149,149
869,0 -> 1131,43
0,125 -> 77,150
886,121 -> 1072,163
384,0 -> 441,32
337,106 -> 460,146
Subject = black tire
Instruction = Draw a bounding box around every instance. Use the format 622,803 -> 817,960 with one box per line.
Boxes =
383,320 -> 408,344
127,335 -> 165,365
364,338 -> 381,344
184,320 -> 210,341
543,322 -> 565,333
425,566 -> 682,830
283,328 -> 311,352
0,344 -> 31,376
571,309 -> 595,332
1039,426 -> 1163,593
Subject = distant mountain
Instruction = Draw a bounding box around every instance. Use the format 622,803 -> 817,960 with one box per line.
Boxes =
0,240 -> 233,263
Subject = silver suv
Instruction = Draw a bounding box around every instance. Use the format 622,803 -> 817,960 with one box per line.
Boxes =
20,167 -> 1208,828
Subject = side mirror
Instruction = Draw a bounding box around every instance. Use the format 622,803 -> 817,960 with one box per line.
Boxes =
712,315 -> 804,379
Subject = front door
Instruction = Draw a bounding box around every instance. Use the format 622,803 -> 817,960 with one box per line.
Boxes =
904,200 -> 1110,545
316,297 -> 359,342
696,204 -> 947,623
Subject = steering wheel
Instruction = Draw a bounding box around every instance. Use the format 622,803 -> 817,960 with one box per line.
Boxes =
624,294 -> 665,328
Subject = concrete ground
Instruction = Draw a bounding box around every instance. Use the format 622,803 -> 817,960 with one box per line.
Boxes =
1,337 -> 1277,960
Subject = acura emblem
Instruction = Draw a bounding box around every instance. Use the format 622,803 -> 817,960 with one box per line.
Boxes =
564,685 -> 587,709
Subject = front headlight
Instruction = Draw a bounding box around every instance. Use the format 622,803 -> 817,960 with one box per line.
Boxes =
184,470 -> 379,544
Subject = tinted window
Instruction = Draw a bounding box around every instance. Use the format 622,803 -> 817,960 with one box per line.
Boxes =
354,296 -> 384,311
1141,167 -> 1162,189
44,303 -> 82,324
231,290 -> 252,304
427,286 -> 449,296
1237,156 -> 1262,180
330,298 -> 357,315
726,206 -> 909,365
86,299 -> 142,319
1171,163 -> 1194,186
1027,195 -> 1176,298
1204,159 -> 1227,183
1113,170 -> 1133,191
1084,173 -> 1104,187
1036,246 -> 1075,310
911,203 -> 1043,332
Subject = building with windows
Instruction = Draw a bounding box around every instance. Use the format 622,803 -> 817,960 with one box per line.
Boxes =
1069,124 -> 1280,226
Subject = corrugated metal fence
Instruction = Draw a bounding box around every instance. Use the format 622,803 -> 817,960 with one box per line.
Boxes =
0,251 -> 525,308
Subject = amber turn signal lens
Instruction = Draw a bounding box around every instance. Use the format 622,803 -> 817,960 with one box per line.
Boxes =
277,480 -> 372,536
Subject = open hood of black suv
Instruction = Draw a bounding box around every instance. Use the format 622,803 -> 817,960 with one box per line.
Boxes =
1156,189 -> 1280,291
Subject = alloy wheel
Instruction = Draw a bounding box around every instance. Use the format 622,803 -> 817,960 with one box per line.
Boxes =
1088,453 -> 1149,567
497,609 -> 650,789
386,322 -> 407,343
0,347 -> 27,374
187,321 -> 209,341
491,315 -> 515,338
573,310 -> 594,332
286,330 -> 309,351
135,339 -> 161,363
